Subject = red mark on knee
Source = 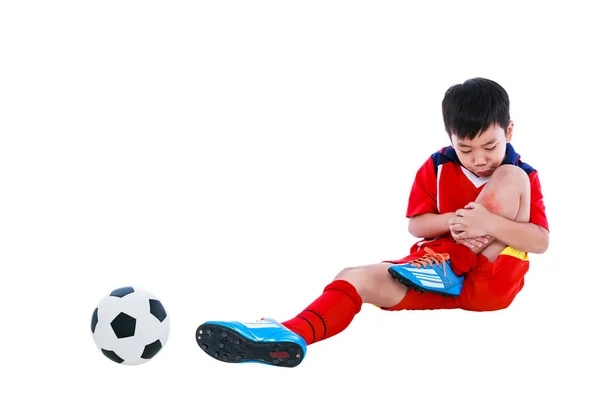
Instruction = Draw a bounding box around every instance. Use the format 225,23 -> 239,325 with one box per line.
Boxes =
480,193 -> 500,213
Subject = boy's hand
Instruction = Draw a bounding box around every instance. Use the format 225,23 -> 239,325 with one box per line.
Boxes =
449,202 -> 493,239
452,234 -> 490,249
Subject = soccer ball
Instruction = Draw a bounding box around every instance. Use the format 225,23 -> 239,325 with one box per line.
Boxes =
91,286 -> 170,365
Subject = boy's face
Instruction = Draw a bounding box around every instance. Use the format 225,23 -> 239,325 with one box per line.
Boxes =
451,122 -> 513,178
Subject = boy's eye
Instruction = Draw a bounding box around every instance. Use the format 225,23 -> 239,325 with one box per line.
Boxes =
460,149 -> 471,154
485,145 -> 497,151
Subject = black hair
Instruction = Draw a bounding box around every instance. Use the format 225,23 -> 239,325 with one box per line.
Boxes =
442,77 -> 510,140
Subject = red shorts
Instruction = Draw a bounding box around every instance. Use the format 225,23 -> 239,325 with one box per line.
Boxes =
382,240 -> 530,312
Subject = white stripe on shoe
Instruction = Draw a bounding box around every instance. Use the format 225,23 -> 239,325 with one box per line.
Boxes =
416,280 -> 444,289
403,267 -> 438,275
403,267 -> 445,289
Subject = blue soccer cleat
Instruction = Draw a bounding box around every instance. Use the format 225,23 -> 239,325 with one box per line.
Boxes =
195,318 -> 307,367
388,247 -> 464,296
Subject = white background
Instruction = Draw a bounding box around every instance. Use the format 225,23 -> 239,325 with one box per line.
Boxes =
1,1 -> 598,399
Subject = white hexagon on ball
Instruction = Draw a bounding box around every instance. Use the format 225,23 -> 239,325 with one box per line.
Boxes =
91,286 -> 170,365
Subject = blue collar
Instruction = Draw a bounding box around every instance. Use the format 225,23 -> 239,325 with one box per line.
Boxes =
502,143 -> 521,165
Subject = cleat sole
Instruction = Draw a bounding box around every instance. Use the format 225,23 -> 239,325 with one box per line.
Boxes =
196,323 -> 304,368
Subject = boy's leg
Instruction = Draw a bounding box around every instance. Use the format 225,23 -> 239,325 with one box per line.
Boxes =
381,249 -> 462,310
469,164 -> 531,262
281,263 -> 408,344
196,263 -> 409,367
458,247 -> 530,311
382,246 -> 530,312
454,165 -> 532,311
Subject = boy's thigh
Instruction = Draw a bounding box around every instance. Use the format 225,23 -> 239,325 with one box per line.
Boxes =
380,246 -> 529,312
458,247 -> 530,311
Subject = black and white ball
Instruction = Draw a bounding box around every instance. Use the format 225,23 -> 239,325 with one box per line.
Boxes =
91,286 -> 170,365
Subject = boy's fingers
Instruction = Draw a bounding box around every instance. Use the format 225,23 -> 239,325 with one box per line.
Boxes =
458,239 -> 475,248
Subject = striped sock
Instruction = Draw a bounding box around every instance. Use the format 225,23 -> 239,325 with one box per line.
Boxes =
281,280 -> 362,345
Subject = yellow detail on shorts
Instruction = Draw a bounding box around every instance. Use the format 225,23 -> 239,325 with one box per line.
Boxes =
500,246 -> 529,261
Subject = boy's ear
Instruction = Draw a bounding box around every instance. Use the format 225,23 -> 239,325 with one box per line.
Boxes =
505,120 -> 514,142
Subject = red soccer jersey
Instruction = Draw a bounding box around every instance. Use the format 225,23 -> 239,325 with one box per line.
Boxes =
406,143 -> 549,241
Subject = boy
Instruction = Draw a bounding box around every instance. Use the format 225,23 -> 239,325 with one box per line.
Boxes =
195,77 -> 549,368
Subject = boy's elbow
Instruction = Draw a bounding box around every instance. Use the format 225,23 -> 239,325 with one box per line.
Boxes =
407,217 -> 422,238
532,227 -> 550,254
536,237 -> 549,254
408,223 -> 417,238
531,243 -> 548,254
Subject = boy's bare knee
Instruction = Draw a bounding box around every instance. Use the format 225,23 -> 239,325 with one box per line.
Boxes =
333,264 -> 403,305
477,165 -> 530,218
334,266 -> 366,295
491,164 -> 529,186
335,266 -> 356,280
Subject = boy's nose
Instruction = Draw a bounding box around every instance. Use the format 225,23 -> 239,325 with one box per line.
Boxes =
473,155 -> 487,166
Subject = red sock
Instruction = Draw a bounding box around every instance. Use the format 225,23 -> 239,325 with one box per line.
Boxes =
281,280 -> 362,345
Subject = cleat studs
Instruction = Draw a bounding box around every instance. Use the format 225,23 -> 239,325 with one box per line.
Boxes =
205,328 -> 212,335
218,343 -> 225,349
273,359 -> 280,365
201,344 -> 208,351
198,329 -> 203,334
213,351 -> 220,358
296,354 -> 301,358
221,331 -> 229,337
235,355 -> 242,361
234,339 -> 240,345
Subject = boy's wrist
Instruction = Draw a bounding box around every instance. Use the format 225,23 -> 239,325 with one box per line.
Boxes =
443,212 -> 454,232
486,213 -> 504,238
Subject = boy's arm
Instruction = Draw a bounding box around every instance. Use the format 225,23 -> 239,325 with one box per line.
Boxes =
408,212 -> 454,239
486,215 -> 549,254
410,212 -> 490,249
451,203 -> 550,254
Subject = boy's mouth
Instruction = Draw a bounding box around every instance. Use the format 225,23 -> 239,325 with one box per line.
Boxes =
474,169 -> 493,177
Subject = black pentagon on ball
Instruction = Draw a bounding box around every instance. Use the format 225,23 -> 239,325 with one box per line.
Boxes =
141,339 -> 162,359
149,299 -> 167,322
102,349 -> 124,363
111,312 -> 137,338
91,308 -> 99,333
110,287 -> 135,297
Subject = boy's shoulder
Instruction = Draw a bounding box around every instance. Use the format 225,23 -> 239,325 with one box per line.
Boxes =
429,145 -> 460,167
427,143 -> 538,175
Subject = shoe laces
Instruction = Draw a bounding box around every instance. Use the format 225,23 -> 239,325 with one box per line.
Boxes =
408,247 -> 450,276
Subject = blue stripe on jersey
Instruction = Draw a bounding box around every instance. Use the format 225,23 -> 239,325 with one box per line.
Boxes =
431,143 -> 536,176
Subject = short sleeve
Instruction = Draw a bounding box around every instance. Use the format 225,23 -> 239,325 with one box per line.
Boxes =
406,157 -> 438,218
528,170 -> 549,231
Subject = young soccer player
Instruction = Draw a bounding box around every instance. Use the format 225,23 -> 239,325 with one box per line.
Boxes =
195,77 -> 549,368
